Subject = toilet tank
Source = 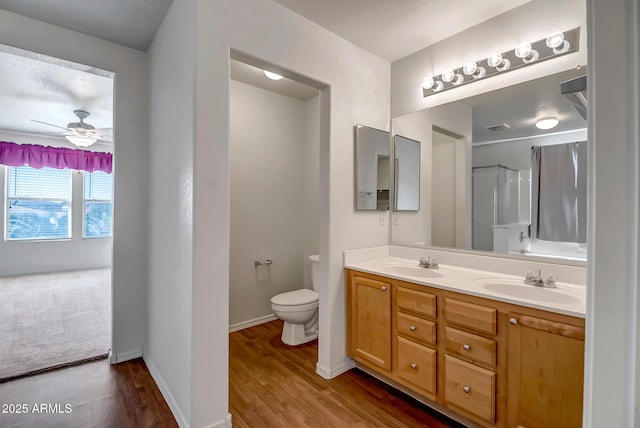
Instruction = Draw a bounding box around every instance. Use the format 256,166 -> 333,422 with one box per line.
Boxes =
309,254 -> 320,291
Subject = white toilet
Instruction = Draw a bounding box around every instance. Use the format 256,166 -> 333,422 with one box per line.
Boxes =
270,255 -> 320,346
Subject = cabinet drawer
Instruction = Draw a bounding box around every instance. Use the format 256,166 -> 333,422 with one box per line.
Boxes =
397,286 -> 436,319
444,298 -> 497,335
445,327 -> 496,367
444,355 -> 496,423
398,312 -> 436,346
397,336 -> 436,395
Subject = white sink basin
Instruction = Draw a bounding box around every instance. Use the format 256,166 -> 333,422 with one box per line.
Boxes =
381,265 -> 445,279
472,278 -> 582,305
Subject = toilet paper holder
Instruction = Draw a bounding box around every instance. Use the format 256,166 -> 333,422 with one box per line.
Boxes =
254,259 -> 273,267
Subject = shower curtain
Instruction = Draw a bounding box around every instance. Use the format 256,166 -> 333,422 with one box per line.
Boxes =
531,141 -> 587,243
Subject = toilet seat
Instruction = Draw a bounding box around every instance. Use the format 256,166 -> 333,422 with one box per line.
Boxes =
271,289 -> 319,306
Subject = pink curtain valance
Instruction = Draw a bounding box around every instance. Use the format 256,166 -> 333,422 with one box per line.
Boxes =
0,141 -> 112,174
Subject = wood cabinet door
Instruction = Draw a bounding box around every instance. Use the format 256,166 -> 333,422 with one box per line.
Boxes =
349,275 -> 392,371
507,312 -> 585,428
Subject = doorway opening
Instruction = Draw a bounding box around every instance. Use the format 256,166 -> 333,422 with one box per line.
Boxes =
0,44 -> 115,380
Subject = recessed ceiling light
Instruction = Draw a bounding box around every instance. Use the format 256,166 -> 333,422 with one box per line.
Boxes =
264,70 -> 283,80
536,117 -> 559,130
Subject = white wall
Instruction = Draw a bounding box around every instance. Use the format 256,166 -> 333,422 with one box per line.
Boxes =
303,96 -> 321,288
391,0 -> 587,116
229,79 -> 318,326
193,0 -> 390,425
431,132 -> 456,248
0,9 -> 149,365
0,131 -> 112,277
585,1 -> 640,425
146,0 -> 195,426
472,128 -> 588,170
391,102 -> 472,248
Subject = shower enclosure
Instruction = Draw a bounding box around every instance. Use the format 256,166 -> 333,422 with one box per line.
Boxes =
472,165 -> 520,251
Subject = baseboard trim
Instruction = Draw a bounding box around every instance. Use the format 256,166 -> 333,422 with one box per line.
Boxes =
205,413 -> 232,428
108,347 -> 143,364
143,353 -> 190,428
316,357 -> 356,379
229,314 -> 277,333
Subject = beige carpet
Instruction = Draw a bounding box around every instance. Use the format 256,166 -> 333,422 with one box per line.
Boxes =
0,269 -> 111,381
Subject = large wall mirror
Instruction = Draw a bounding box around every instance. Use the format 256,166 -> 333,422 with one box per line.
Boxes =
390,67 -> 588,263
355,125 -> 390,211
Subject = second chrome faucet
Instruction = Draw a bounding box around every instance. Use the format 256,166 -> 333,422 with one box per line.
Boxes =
524,269 -> 556,288
418,256 -> 439,269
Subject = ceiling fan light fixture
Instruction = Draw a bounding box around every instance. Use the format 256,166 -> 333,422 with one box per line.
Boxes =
65,134 -> 98,147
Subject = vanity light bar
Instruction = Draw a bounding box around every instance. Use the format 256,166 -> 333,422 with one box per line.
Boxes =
422,27 -> 580,97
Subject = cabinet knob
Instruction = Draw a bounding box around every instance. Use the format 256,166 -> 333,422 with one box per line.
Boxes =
509,317 -> 518,325
463,386 -> 471,393
410,363 -> 417,369
381,285 -> 388,291
410,325 -> 417,332
463,344 -> 471,351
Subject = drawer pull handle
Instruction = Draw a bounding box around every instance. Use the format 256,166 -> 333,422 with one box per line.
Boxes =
463,386 -> 471,393
463,344 -> 471,351
410,363 -> 417,369
381,285 -> 388,291
410,325 -> 417,332
509,317 -> 518,325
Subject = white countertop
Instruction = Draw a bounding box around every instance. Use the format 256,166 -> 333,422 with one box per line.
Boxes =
345,256 -> 586,318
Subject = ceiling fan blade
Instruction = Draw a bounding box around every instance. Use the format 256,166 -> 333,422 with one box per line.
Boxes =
31,120 -> 70,131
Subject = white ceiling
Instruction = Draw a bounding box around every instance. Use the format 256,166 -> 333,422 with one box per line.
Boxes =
272,0 -> 532,61
462,67 -> 587,143
0,0 -> 173,51
230,59 -> 319,101
0,45 -> 113,138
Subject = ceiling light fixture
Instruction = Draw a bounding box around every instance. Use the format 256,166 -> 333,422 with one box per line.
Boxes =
422,27 -> 579,98
535,117 -> 560,130
264,70 -> 283,80
65,134 -> 98,147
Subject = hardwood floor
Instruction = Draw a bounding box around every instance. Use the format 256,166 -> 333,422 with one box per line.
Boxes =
230,320 -> 465,428
0,358 -> 177,428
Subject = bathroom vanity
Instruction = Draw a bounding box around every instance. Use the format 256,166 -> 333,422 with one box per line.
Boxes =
345,256 -> 585,428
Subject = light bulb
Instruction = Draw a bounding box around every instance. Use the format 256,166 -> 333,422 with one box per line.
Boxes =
263,70 -> 283,80
472,67 -> 486,79
487,53 -> 503,68
422,77 -> 435,89
462,62 -> 477,76
536,117 -> 559,130
433,81 -> 444,92
515,43 -> 532,58
546,32 -> 570,54
452,74 -> 464,86
441,69 -> 455,83
496,58 -> 511,72
546,32 -> 565,49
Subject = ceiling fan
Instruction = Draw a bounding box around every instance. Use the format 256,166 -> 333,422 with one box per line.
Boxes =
32,110 -> 113,147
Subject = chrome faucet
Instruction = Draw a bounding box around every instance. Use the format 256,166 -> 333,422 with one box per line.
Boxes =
418,256 -> 439,269
524,269 -> 556,288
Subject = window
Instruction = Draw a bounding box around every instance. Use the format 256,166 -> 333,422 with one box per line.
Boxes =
84,171 -> 113,238
7,166 -> 72,240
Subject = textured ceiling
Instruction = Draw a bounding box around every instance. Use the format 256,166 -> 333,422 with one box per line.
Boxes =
0,0 -> 173,51
0,45 -> 113,139
273,0 -> 532,61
